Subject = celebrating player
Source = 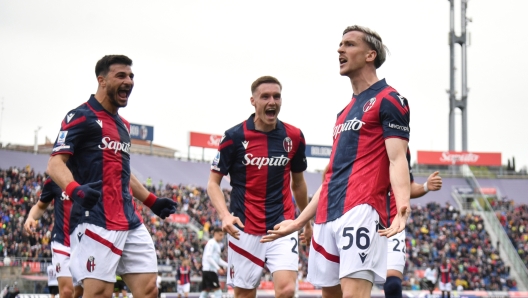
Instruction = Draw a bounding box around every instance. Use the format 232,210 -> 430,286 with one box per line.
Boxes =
176,258 -> 192,298
262,25 -> 411,298
199,228 -> 228,298
46,55 -> 177,298
24,178 -> 83,298
207,76 -> 310,298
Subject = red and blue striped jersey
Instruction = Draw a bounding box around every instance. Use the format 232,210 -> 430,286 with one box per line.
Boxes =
39,178 -> 72,246
176,265 -> 191,284
51,95 -> 142,232
387,148 -> 414,226
211,114 -> 307,235
316,79 -> 410,227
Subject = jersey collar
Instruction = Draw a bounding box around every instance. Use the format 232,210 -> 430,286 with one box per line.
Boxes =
246,113 -> 284,132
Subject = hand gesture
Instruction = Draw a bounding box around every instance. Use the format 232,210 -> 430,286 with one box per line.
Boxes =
300,222 -> 313,246
427,171 -> 442,191
24,217 -> 37,236
222,213 -> 244,240
69,180 -> 102,209
378,206 -> 411,238
150,197 -> 178,219
260,219 -> 300,243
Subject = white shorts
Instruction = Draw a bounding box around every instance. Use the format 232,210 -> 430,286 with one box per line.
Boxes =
307,204 -> 387,287
51,241 -> 72,279
177,283 -> 190,294
69,223 -> 157,284
440,281 -> 452,291
386,230 -> 406,274
227,228 -> 298,289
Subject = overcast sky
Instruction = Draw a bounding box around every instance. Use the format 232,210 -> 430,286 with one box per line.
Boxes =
0,0 -> 526,172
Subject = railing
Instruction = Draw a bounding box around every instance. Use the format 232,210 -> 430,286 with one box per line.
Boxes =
461,164 -> 528,290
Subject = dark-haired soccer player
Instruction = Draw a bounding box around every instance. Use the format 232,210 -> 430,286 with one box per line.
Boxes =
207,76 -> 310,298
46,55 -> 177,298
25,178 -> 83,298
262,25 -> 411,298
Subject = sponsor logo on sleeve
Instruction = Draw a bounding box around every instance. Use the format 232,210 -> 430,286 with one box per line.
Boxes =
388,123 -> 410,132
66,113 -> 75,123
57,131 -> 68,145
211,151 -> 221,171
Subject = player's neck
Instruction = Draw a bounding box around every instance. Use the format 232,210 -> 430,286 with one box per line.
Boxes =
348,70 -> 379,96
94,91 -> 119,115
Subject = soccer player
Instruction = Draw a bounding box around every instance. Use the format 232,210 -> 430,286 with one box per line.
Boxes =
47,263 -> 59,298
199,228 -> 228,298
176,258 -> 192,298
262,26 -> 411,298
46,55 -> 177,298
24,178 -> 83,298
384,153 -> 442,298
439,259 -> 452,298
207,76 -> 310,298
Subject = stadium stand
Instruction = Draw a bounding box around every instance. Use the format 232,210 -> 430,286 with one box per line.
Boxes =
0,148 -> 526,294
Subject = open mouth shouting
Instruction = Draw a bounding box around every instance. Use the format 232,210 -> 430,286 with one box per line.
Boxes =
117,86 -> 131,101
339,56 -> 348,67
265,108 -> 277,119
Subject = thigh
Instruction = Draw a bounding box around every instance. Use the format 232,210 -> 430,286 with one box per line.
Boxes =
117,225 -> 157,275
182,283 -> 190,293
306,222 -> 340,287
386,230 -> 406,275
70,223 -> 127,283
265,231 -> 299,273
336,204 -> 387,284
202,271 -> 220,290
51,241 -> 72,278
227,230 -> 266,289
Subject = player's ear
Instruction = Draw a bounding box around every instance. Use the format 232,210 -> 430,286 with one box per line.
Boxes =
366,49 -> 377,64
97,75 -> 106,88
250,96 -> 256,107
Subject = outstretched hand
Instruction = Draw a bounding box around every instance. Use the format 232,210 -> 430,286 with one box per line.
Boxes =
378,206 -> 411,238
261,220 -> 300,243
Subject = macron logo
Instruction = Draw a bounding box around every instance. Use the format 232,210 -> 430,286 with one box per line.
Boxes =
96,120 -> 103,128
66,113 -> 75,123
242,140 -> 249,149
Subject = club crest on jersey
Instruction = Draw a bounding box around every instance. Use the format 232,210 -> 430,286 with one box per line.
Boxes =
56,263 -> 61,273
230,265 -> 235,279
86,256 -> 96,272
363,97 -> 376,112
283,137 -> 293,153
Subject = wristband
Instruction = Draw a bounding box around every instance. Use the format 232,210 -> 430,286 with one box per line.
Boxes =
65,181 -> 81,197
423,182 -> 429,193
144,193 -> 157,208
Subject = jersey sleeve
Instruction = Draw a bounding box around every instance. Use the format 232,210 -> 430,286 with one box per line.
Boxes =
379,92 -> 410,140
51,108 -> 88,156
39,178 -> 62,203
211,132 -> 236,176
290,130 -> 307,173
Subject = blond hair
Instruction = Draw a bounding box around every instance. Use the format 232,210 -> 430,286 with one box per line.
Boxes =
343,25 -> 388,69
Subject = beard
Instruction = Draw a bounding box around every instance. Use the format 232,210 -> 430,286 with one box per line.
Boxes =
106,87 -> 128,108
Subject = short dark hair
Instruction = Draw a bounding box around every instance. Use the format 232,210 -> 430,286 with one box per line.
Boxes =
95,55 -> 133,77
213,227 -> 223,234
251,76 -> 282,94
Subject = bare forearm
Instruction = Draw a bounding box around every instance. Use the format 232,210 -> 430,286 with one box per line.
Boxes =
292,180 -> 308,212
130,174 -> 151,202
28,203 -> 48,221
294,185 -> 321,228
410,181 -> 426,199
47,155 -> 74,190
390,158 -> 411,211
207,182 -> 230,220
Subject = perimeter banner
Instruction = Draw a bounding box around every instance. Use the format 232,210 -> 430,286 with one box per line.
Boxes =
189,132 -> 223,149
417,151 -> 501,166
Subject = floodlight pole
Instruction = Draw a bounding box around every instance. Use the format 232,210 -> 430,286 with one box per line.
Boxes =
448,0 -> 470,151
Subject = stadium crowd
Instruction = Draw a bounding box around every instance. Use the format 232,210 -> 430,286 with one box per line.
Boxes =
496,202 -> 528,271
0,166 -> 521,292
